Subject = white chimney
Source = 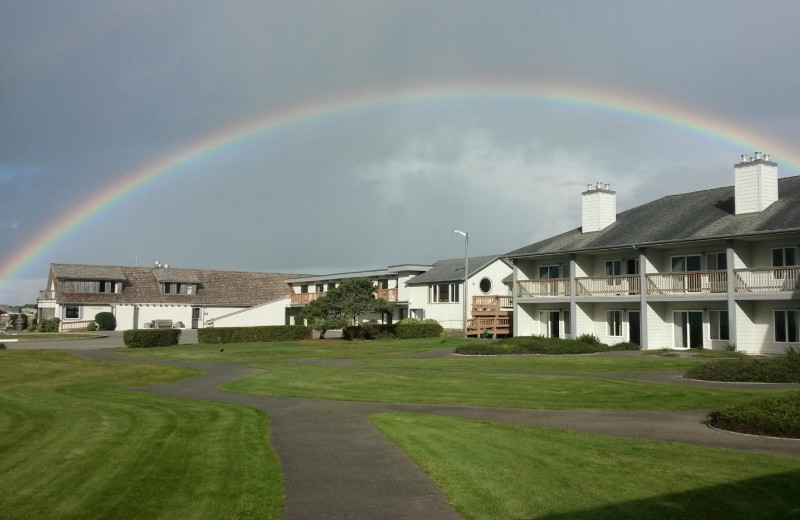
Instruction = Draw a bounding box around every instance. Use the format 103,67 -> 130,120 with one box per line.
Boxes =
734,152 -> 778,215
582,182 -> 616,233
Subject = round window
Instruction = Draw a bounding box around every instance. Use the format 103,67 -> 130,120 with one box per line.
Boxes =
479,277 -> 492,293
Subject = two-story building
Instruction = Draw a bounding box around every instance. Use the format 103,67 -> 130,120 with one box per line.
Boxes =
37,263 -> 301,331
506,153 -> 800,354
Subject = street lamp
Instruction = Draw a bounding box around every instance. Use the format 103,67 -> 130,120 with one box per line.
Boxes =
454,230 -> 468,338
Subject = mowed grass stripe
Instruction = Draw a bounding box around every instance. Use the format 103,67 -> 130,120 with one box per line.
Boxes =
0,351 -> 283,520
372,412 -> 800,520
357,355 -> 704,372
222,364 -> 787,410
116,337 -> 457,361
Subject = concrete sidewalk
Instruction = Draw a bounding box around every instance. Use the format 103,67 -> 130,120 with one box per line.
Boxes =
75,349 -> 800,519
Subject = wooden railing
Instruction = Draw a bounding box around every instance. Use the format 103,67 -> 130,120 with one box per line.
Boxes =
60,320 -> 93,332
647,270 -> 728,295
290,292 -> 325,305
472,295 -> 512,309
467,317 -> 511,337
38,290 -> 55,301
376,287 -> 398,301
575,275 -> 640,296
516,279 -> 570,297
735,267 -> 800,293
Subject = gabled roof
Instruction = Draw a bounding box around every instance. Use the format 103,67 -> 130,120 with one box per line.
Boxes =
406,255 -> 508,285
286,264 -> 431,284
507,175 -> 800,258
50,264 -> 305,306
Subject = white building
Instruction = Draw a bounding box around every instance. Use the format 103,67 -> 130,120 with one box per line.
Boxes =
506,153 -> 800,354
37,264 -> 301,331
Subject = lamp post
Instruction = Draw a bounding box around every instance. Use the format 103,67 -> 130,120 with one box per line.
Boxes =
454,230 -> 469,338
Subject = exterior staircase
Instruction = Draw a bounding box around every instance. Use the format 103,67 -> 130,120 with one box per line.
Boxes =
466,295 -> 512,338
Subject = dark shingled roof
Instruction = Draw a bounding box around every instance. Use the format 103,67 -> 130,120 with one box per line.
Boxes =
406,255 -> 506,285
152,269 -> 202,284
50,264 -> 306,306
507,175 -> 800,258
51,264 -> 127,280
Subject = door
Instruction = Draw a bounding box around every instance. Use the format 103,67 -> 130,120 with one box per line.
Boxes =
628,311 -> 641,345
672,255 -> 702,292
540,311 -> 561,338
191,307 -> 202,329
674,311 -> 703,348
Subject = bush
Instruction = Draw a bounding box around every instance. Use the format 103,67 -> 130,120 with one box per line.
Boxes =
94,312 -> 117,331
685,356 -> 800,383
395,321 -> 444,339
37,318 -> 60,333
87,322 -> 98,332
342,322 -> 396,340
124,329 -> 181,348
709,392 -> 800,438
609,342 -> 641,351
456,335 -> 613,355
577,333 -> 602,345
197,325 -> 311,344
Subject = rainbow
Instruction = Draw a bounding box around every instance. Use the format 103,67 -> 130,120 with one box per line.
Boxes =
2,81 -> 798,296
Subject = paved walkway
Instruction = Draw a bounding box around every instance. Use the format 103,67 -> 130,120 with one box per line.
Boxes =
24,342 -> 800,519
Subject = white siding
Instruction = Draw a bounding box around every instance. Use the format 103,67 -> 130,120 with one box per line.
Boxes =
734,161 -> 778,214
211,297 -> 290,327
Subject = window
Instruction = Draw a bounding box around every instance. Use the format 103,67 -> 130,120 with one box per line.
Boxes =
316,284 -> 324,293
61,280 -> 119,293
709,310 -> 729,340
479,277 -> 492,293
605,260 -> 622,276
774,310 -> 799,343
671,255 -> 702,272
625,259 -> 639,275
379,279 -> 389,289
430,283 -> 460,303
772,247 -> 797,267
328,282 -> 336,290
163,283 -> 196,294
707,252 -> 727,271
607,310 -> 622,337
539,265 -> 561,279
300,285 -> 308,294
64,306 -> 80,319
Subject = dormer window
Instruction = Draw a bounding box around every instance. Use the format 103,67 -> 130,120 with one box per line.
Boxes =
61,280 -> 121,293
163,283 -> 196,294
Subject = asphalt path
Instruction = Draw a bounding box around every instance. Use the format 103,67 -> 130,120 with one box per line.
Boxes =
9,338 -> 800,519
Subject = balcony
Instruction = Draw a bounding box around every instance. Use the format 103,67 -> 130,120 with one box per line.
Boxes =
576,275 -> 640,296
376,287 -> 398,301
735,267 -> 800,293
472,295 -> 512,310
516,278 -> 570,298
290,292 -> 325,305
647,270 -> 728,295
38,290 -> 55,301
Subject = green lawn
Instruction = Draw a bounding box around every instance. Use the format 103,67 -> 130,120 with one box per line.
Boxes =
117,337 -> 457,361
0,351 -> 283,520
372,413 -> 800,520
358,355 -> 705,372
221,363 -> 787,410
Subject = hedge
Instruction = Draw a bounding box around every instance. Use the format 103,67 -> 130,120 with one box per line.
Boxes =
685,356 -> 800,383
198,325 -> 311,344
94,312 -> 117,331
709,392 -> 800,438
395,322 -> 443,339
342,323 -> 396,340
124,329 -> 182,348
455,336 -> 641,355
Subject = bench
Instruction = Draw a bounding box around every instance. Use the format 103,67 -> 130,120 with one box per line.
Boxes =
152,319 -> 174,329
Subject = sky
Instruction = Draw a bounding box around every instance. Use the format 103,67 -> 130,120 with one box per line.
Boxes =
2,1 -> 800,304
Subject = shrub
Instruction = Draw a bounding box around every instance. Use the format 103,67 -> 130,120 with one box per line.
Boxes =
577,333 -> 602,345
197,325 -> 311,344
685,356 -> 800,383
87,322 -> 98,332
124,329 -> 181,348
397,317 -> 421,324
94,312 -> 117,331
342,322 -> 396,340
609,342 -> 641,351
395,321 -> 444,339
37,318 -> 60,333
0,343 -> 5,349
456,335 -> 613,355
709,392 -> 800,438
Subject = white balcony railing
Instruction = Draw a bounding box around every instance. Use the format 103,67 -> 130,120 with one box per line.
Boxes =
575,275 -> 640,296
516,279 -> 570,297
38,290 -> 55,301
735,267 -> 800,293
646,270 -> 728,295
